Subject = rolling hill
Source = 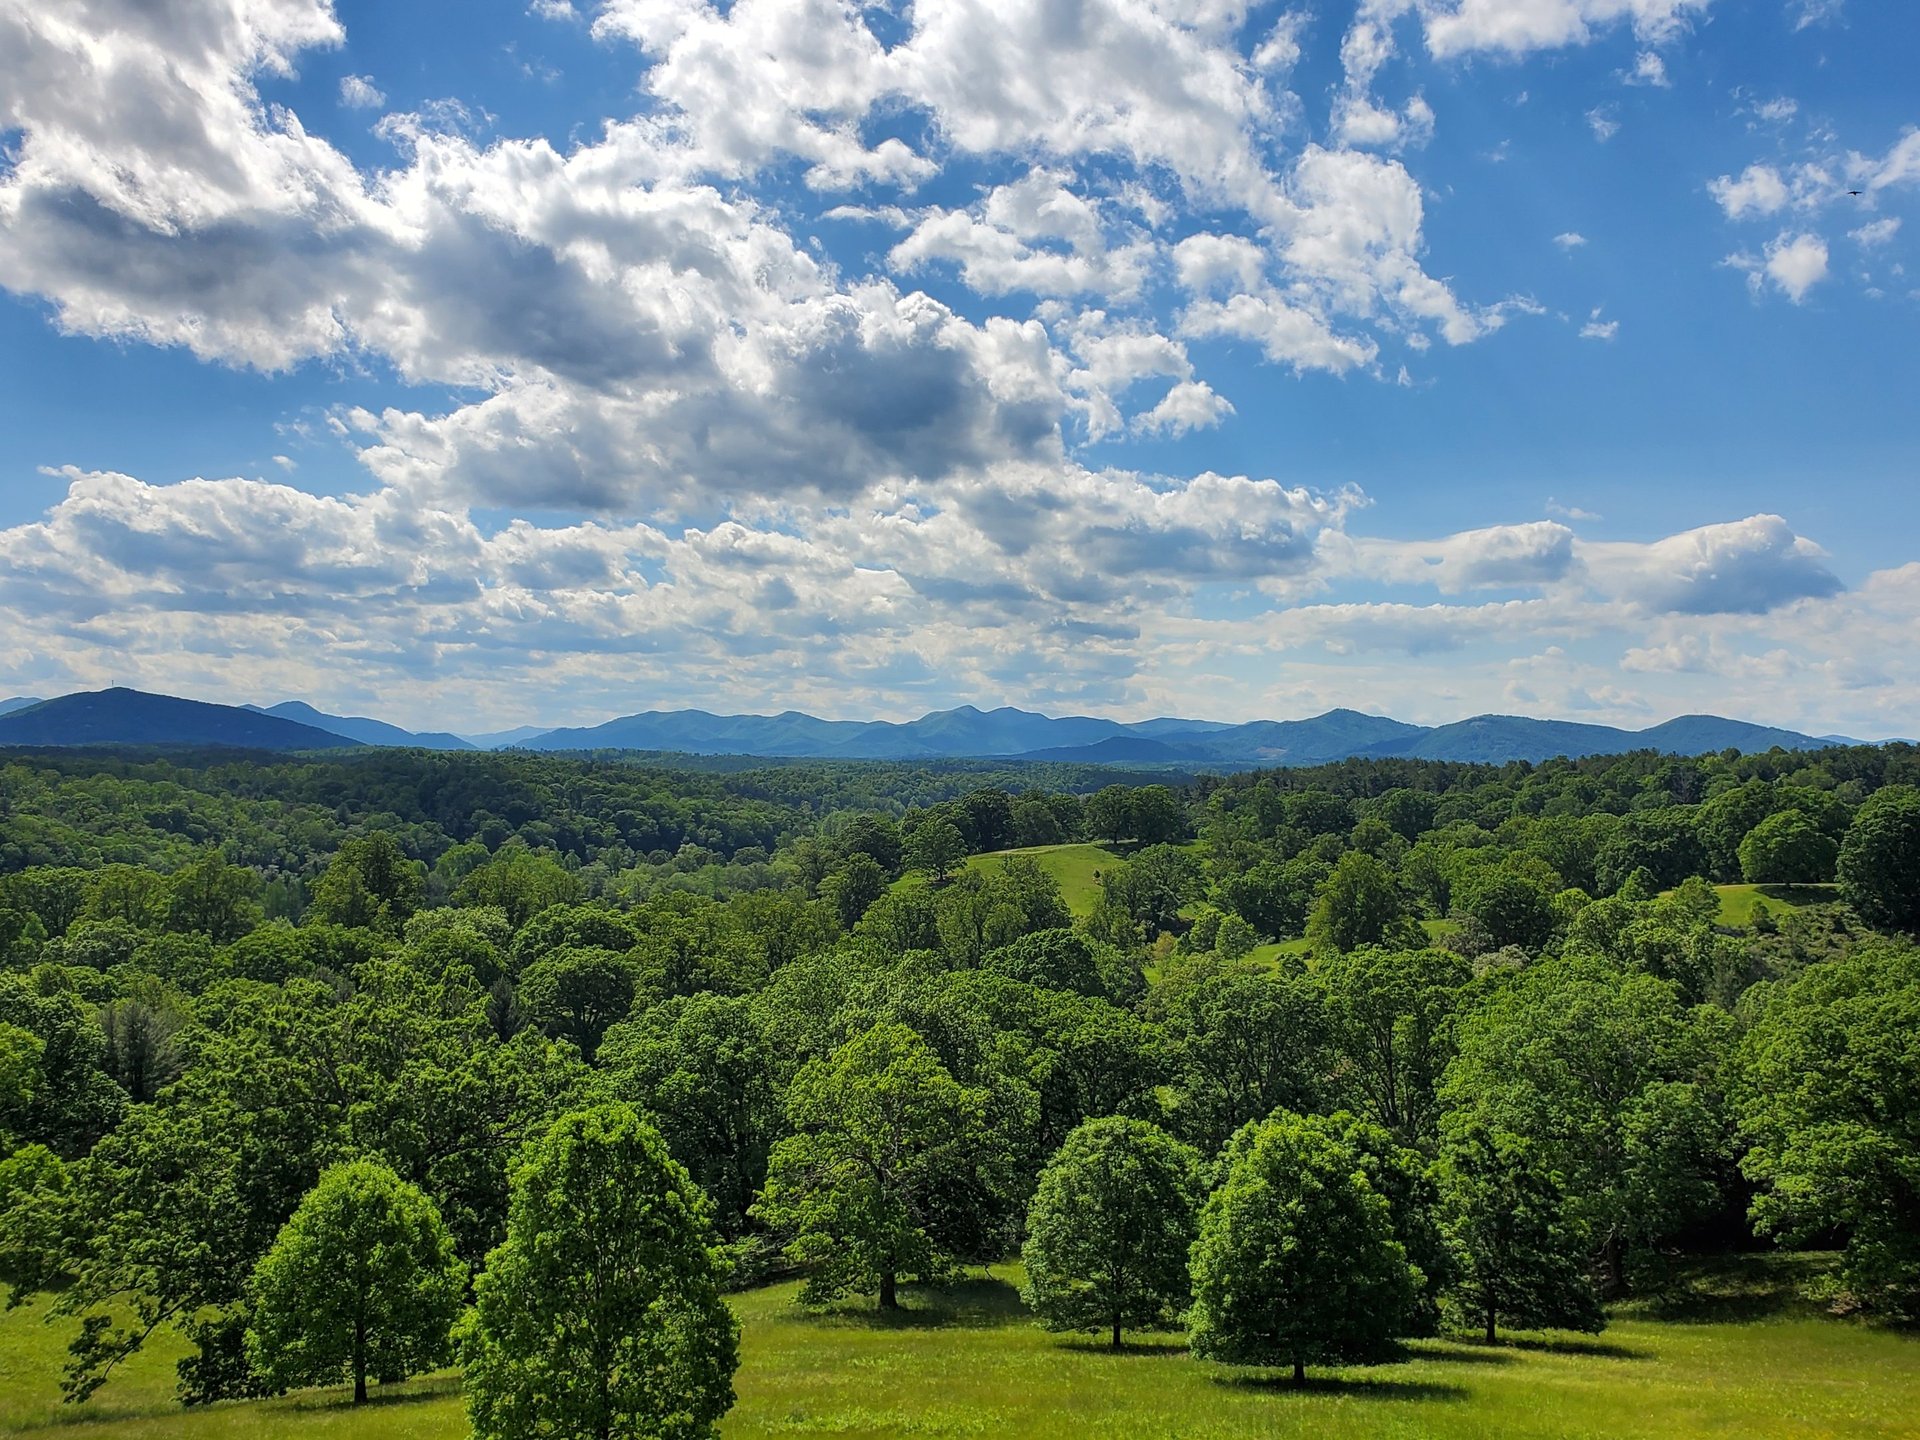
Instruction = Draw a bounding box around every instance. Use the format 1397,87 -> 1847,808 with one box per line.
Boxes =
0,690 -> 357,751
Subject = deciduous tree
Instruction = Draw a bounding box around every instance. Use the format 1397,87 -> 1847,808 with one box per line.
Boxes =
1022,1117 -> 1203,1348
460,1105 -> 739,1440
246,1160 -> 465,1404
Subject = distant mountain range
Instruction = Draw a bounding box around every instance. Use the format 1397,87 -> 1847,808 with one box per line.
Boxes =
243,701 -> 474,751
0,690 -> 357,751
0,687 -> 1875,768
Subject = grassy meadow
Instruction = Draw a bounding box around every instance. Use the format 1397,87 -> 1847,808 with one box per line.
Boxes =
889,842 -> 1131,918
3,1256 -> 1916,1440
1707,882 -> 1838,928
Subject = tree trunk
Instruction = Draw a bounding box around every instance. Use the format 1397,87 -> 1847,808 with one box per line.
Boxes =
879,1271 -> 898,1310
352,1313 -> 367,1405
1605,1235 -> 1626,1297
1485,1306 -> 1497,1345
1111,1318 -> 1122,1350
1292,1359 -> 1306,1389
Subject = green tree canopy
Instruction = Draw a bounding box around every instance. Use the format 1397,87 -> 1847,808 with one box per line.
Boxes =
1436,1122 -> 1604,1342
307,832 -> 426,933
596,993 -> 779,1238
245,1159 -> 465,1404
1188,1110 -> 1419,1386
1022,1117 -> 1204,1348
753,1023 -> 992,1309
518,947 -> 636,1062
1317,946 -> 1468,1146
459,1104 -> 739,1440
1738,809 -> 1838,885
1308,851 -> 1419,954
1837,786 -> 1920,932
1733,944 -> 1920,1317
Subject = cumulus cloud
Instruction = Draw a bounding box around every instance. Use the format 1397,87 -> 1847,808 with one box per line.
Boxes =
1710,164 -> 1791,219
1583,514 -> 1842,614
1420,0 -> 1709,60
1554,231 -> 1588,248
1340,521 -> 1579,593
339,74 -> 385,108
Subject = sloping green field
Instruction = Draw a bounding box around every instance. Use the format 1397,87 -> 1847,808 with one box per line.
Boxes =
3,1257 -> 1915,1440
959,843 -> 1125,918
1710,883 -> 1838,927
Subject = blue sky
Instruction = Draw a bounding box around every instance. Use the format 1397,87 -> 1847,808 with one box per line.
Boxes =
0,0 -> 1915,735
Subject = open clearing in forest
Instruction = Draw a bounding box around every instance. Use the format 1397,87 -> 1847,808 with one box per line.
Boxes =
3,1256 -> 1916,1440
892,842 -> 1129,918
1708,882 -> 1839,927
960,842 -> 1124,918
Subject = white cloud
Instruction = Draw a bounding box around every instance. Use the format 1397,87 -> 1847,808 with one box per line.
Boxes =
1546,499 -> 1602,521
1554,231 -> 1588,248
886,170 -> 1154,302
1339,521 -> 1579,593
1420,0 -> 1711,60
1851,217 -> 1901,247
1765,231 -> 1830,301
1623,51 -> 1669,87
1583,514 -> 1841,614
1710,164 -> 1791,219
1580,308 -> 1618,339
1789,0 -> 1843,29
1588,107 -> 1620,142
1134,379 -> 1235,436
339,74 -> 386,109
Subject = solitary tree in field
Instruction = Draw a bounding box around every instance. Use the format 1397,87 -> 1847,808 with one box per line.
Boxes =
1436,1124 -> 1603,1343
1022,1117 -> 1204,1348
1188,1111 -> 1419,1386
907,818 -> 968,885
754,1023 -> 988,1309
460,1104 -> 739,1440
245,1159 -> 466,1405
1738,809 -> 1837,885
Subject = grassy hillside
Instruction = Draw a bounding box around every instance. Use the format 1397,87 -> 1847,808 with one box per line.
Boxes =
1710,883 -> 1839,928
960,843 -> 1126,918
3,1258 -> 1916,1439
893,843 -> 1131,918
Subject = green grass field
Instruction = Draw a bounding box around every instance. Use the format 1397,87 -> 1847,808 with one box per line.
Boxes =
1709,883 -> 1838,928
960,843 -> 1126,918
3,1256 -> 1915,1439
892,843 -> 1131,919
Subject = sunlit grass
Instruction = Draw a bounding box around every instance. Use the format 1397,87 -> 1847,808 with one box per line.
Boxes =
4,1255 -> 1916,1439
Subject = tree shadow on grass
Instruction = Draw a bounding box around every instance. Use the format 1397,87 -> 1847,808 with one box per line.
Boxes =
1755,884 -> 1837,907
1499,1335 -> 1647,1360
1408,1343 -> 1517,1366
806,1275 -> 1030,1331
283,1376 -> 462,1413
1054,1335 -> 1190,1359
1629,1253 -> 1817,1326
1215,1371 -> 1468,1402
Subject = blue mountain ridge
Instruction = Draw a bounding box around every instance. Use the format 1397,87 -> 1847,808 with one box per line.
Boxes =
0,689 -> 1868,766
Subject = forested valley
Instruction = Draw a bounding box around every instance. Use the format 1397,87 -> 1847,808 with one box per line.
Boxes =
1,739 -> 1918,1436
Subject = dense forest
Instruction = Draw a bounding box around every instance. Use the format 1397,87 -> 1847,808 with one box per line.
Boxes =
1,739 -> 1917,1433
